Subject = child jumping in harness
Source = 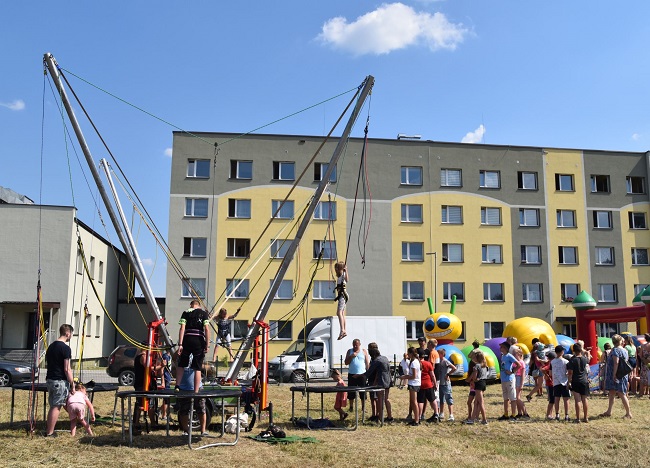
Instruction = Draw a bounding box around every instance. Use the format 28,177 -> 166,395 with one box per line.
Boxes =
334,262 -> 349,341
212,307 -> 240,363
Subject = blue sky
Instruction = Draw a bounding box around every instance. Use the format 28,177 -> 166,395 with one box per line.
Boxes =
2,1 -> 650,296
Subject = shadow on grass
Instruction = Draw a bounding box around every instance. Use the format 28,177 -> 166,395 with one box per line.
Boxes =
78,432 -> 193,448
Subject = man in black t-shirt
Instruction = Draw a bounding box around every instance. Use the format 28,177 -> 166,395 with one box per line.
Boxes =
45,324 -> 75,437
175,300 -> 210,393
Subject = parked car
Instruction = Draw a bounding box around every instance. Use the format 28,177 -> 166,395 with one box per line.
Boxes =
106,345 -> 137,386
0,359 -> 38,387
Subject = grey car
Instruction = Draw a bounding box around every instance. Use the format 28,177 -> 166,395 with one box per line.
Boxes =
0,359 -> 37,387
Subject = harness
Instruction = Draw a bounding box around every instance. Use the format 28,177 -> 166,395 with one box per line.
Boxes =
333,282 -> 349,303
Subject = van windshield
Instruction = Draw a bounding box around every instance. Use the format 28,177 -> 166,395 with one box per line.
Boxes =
283,341 -> 305,355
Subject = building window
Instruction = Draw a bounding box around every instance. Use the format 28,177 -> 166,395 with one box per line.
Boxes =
442,243 -> 463,263
597,322 -> 622,337
76,251 -> 83,275
521,245 -> 542,264
95,315 -> 101,338
229,320 -> 249,339
562,323 -> 577,338
517,171 -> 538,190
441,205 -> 463,224
272,279 -> 294,299
402,242 -> 424,262
483,283 -> 504,302
482,245 -> 502,264
185,198 -> 208,217
314,163 -> 337,182
557,210 -> 576,228
558,246 -> 578,265
598,284 -> 617,303
479,170 -> 500,188
626,176 -> 645,194
634,284 -> 649,295
89,256 -> 95,279
313,240 -> 337,259
591,175 -> 610,193
406,321 -> 425,340
272,161 -> 295,181
228,199 -> 251,218
226,278 -> 249,298
98,261 -> 104,284
187,159 -> 210,178
272,200 -> 294,219
629,212 -> 647,229
484,322 -> 505,339
227,238 -> 250,258
73,311 -> 80,335
401,166 -> 423,186
230,160 -> 253,180
561,283 -> 579,302
519,208 -> 540,227
401,204 -> 423,223
593,210 -> 612,229
458,321 -> 467,341
480,207 -> 501,225
184,237 -> 207,257
313,280 -> 336,300
555,174 -> 574,191
402,281 -> 425,301
441,168 -> 462,187
522,283 -> 543,302
632,248 -> 649,266
314,201 -> 336,220
270,239 -> 293,259
443,282 -> 465,301
181,278 -> 206,298
595,247 -> 614,266
270,320 -> 292,340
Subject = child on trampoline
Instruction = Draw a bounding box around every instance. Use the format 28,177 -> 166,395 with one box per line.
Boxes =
66,382 -> 95,436
212,307 -> 240,363
334,262 -> 349,340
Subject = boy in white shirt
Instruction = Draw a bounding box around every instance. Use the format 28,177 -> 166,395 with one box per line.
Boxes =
550,345 -> 571,421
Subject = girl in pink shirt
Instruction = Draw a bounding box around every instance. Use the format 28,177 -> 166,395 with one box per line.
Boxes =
512,347 -> 529,418
66,382 -> 95,436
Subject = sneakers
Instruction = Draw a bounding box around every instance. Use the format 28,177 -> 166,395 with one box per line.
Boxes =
200,431 -> 210,437
409,421 -> 420,426
464,419 -> 475,425
368,415 -> 378,422
447,415 -> 455,422
385,417 -> 394,423
497,415 -> 509,421
174,385 -> 180,393
481,420 -> 489,425
573,419 -> 580,424
509,416 -> 517,422
564,416 -> 571,422
425,415 -> 438,423
582,418 -> 589,423
554,415 -> 560,421
525,395 -> 532,402
44,432 -> 57,438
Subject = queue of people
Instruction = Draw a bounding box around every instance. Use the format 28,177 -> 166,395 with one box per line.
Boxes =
331,332 -> 650,427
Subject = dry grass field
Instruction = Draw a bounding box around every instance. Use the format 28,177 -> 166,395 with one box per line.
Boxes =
1,383 -> 649,468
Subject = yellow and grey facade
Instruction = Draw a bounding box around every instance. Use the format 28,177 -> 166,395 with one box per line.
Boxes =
166,132 -> 650,356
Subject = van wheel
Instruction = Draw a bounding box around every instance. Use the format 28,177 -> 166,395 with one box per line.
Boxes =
290,370 -> 306,383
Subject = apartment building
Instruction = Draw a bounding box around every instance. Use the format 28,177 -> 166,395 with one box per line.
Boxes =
167,132 -> 650,356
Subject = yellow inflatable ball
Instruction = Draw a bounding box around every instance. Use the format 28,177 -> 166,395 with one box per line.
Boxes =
503,317 -> 557,353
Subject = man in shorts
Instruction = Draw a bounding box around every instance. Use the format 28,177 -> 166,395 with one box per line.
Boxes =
45,324 -> 75,437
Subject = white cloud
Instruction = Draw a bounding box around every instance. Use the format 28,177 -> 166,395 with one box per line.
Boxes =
631,133 -> 641,141
0,99 -> 25,111
461,124 -> 485,144
318,3 -> 468,56
141,258 -> 154,267
164,147 -> 173,157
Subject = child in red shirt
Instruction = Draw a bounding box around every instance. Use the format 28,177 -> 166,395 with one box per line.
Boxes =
541,351 -> 557,419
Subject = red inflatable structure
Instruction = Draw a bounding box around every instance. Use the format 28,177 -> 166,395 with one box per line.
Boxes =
573,289 -> 650,365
